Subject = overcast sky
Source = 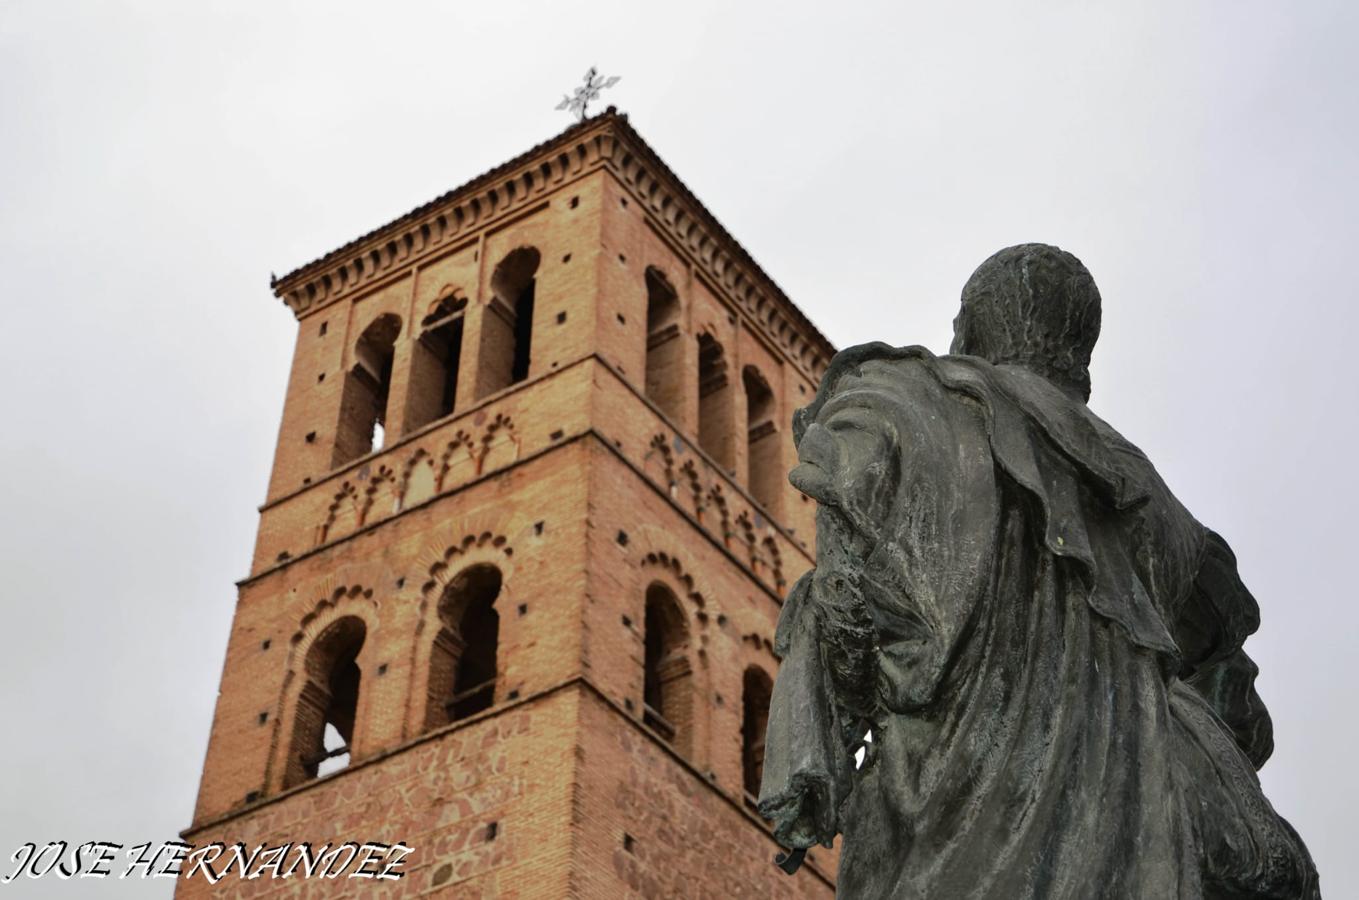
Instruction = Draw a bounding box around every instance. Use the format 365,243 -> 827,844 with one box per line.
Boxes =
1,1 -> 1355,896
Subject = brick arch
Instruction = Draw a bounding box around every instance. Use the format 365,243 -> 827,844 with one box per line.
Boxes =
638,548 -> 710,624
676,459 -> 703,518
317,481 -> 362,545
703,484 -> 734,547
359,464 -> 399,527
427,283 -> 467,313
437,429 -> 478,490
396,447 -> 439,510
478,413 -> 521,474
760,535 -> 786,591
737,656 -> 776,802
644,433 -> 677,496
738,630 -> 778,668
267,583 -> 381,794
288,583 -> 380,653
633,539 -> 718,767
405,530 -> 517,738
415,531 -> 516,617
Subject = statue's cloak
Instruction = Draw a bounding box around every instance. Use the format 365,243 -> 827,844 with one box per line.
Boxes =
760,345 -> 1318,899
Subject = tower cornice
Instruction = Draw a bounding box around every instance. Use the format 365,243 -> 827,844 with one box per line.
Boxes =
271,109 -> 834,380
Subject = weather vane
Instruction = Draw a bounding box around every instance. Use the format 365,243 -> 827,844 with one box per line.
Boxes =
555,67 -> 620,121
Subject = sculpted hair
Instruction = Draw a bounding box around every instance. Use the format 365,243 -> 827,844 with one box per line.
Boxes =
950,243 -> 1102,402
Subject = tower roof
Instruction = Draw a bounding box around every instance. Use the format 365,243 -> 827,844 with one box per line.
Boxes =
271,108 -> 835,380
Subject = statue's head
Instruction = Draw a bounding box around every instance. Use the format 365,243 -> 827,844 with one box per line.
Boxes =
950,243 -> 1102,402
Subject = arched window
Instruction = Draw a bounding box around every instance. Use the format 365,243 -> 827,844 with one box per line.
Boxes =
334,315 -> 400,466
742,366 -> 782,516
405,294 -> 467,433
696,333 -> 735,472
643,583 -> 692,755
741,666 -> 773,807
425,565 -> 502,730
476,248 -> 540,398
644,268 -> 683,421
286,616 -> 366,788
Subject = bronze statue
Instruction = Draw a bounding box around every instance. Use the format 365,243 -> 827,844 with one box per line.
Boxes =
758,245 -> 1319,898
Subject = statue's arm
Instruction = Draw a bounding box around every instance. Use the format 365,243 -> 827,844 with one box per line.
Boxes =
1177,529 -> 1274,768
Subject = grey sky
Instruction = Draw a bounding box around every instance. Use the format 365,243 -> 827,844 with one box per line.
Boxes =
1,1 -> 1354,895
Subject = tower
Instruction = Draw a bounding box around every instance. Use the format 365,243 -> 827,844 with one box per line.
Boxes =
182,109 -> 838,896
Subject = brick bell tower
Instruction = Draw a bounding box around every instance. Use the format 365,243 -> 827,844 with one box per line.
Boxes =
182,109 -> 838,897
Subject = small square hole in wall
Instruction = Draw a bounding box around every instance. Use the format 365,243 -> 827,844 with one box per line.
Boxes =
550,429 -> 564,441
616,530 -> 629,546
616,313 -> 626,325
485,822 -> 499,842
507,688 -> 520,700
621,614 -> 632,628
714,693 -> 724,707
570,196 -> 580,209
618,253 -> 627,264
799,383 -> 807,395
716,614 -> 727,627
396,577 -> 405,589
624,697 -> 635,713
245,791 -> 261,804
623,833 -> 636,853
257,712 -> 268,725
377,663 -> 388,676
562,253 -> 572,264
318,322 -> 328,337
302,477 -> 312,485
517,603 -> 528,616
317,372 -> 325,383
620,198 -> 629,209
534,520 -> 544,535
305,431 -> 316,444
276,551 -> 291,563
556,311 -> 567,324
261,639 -> 271,651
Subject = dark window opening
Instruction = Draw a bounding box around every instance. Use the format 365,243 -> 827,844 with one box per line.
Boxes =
406,295 -> 467,433
426,565 -> 503,730
334,315 -> 400,466
742,667 -> 773,808
643,583 -> 691,755
286,616 -> 366,788
644,268 -> 684,422
477,248 -> 540,399
697,333 -> 735,471
742,365 -> 782,516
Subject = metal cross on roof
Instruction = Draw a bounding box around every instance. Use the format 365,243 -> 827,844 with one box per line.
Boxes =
555,67 -> 620,122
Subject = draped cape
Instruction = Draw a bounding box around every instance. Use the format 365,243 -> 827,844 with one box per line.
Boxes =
760,344 -> 1318,899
